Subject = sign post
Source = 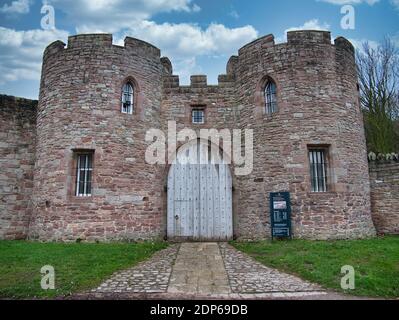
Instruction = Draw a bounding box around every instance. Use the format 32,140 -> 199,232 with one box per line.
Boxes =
270,192 -> 292,240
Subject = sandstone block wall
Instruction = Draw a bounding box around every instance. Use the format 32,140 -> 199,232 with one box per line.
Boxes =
0,95 -> 36,239
236,31 -> 375,239
0,30 -> 381,241
161,69 -> 241,235
370,161 -> 399,235
29,34 -> 165,241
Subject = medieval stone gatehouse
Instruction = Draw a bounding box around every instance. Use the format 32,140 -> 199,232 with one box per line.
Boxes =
0,30 -> 378,241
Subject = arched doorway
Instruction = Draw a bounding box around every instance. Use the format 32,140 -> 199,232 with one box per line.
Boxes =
167,140 -> 233,241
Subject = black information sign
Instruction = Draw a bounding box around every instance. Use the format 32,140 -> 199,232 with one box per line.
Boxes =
270,192 -> 292,239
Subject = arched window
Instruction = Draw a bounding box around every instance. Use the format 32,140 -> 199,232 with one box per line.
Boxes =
264,80 -> 277,115
121,82 -> 134,114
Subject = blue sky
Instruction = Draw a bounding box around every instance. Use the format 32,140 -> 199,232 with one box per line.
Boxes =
0,0 -> 398,99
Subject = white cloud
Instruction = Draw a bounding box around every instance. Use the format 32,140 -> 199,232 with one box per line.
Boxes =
47,0 -> 201,33
229,10 -> 239,19
0,27 -> 69,84
392,33 -> 399,47
0,0 -> 258,89
0,0 -> 32,14
118,21 -> 258,83
192,4 -> 201,12
275,19 -> 330,43
317,0 -> 380,5
348,38 -> 380,52
122,21 -> 258,57
285,19 -> 331,33
72,0 -> 258,83
0,19 -> 257,86
349,32 -> 399,53
173,57 -> 200,82
391,0 -> 399,10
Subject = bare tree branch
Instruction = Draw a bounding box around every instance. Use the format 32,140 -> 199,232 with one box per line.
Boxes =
356,38 -> 399,153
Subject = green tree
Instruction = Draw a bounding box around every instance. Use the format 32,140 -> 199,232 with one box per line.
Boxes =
357,39 -> 399,153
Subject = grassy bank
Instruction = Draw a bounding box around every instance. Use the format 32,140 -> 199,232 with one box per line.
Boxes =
232,236 -> 399,298
0,241 -> 167,298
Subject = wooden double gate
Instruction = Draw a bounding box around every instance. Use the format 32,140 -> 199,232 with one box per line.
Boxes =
167,140 -> 233,241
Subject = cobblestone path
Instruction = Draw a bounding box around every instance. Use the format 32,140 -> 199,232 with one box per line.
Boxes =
92,244 -> 179,294
219,243 -> 323,293
91,242 -> 327,298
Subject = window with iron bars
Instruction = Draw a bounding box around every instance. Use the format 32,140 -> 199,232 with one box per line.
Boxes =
264,81 -> 277,115
121,83 -> 134,114
76,153 -> 93,197
192,109 -> 205,124
308,148 -> 329,193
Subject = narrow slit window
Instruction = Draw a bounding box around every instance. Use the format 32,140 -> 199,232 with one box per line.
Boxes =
76,153 -> 93,197
265,80 -> 277,115
192,109 -> 205,124
309,149 -> 328,193
121,83 -> 134,114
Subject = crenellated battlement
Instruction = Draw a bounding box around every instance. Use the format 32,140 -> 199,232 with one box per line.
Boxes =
226,56 -> 238,77
161,30 -> 356,91
1,29 -> 377,242
238,34 -> 275,55
190,75 -> 207,87
43,40 -> 66,57
124,36 -> 161,57
237,30 -> 354,57
162,73 -> 235,90
163,77 -> 231,90
43,33 -> 161,60
334,36 -> 355,55
68,33 -> 113,48
161,57 -> 173,75
0,94 -> 38,109
43,31 -> 356,92
287,30 -> 331,45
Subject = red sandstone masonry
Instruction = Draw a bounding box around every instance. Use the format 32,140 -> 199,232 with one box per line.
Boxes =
235,31 -> 375,239
370,161 -> 399,235
0,30 -> 381,241
0,95 -> 36,239
29,34 -> 165,241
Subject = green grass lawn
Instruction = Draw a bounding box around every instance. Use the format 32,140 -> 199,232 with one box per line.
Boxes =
0,241 -> 168,299
232,236 -> 399,298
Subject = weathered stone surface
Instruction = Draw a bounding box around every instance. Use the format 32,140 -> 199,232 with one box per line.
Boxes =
370,161 -> 399,235
0,95 -> 36,240
235,31 -> 376,240
90,242 -> 326,298
93,244 -> 179,294
29,34 -> 165,241
168,243 -> 231,295
161,30 -> 376,241
219,243 -> 323,293
0,30 -> 382,241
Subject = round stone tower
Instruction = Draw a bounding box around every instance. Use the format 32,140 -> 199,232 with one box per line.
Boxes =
28,30 -> 376,242
29,34 -> 165,241
234,30 -> 376,239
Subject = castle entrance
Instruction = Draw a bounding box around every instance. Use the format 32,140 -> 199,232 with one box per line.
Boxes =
167,140 -> 233,241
